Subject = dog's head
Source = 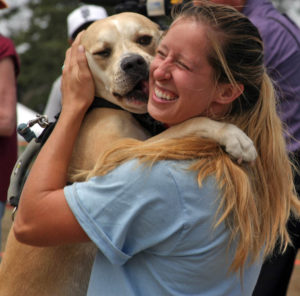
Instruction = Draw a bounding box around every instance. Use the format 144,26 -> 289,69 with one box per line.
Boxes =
81,12 -> 162,114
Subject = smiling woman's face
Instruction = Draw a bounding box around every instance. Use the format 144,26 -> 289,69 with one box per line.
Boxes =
147,18 -> 227,126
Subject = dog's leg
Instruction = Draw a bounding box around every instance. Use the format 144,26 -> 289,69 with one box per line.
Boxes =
148,117 -> 257,162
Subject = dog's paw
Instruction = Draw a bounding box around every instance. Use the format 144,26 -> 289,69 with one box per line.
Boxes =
219,124 -> 257,162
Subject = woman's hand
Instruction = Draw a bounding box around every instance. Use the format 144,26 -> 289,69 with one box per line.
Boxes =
61,31 -> 95,116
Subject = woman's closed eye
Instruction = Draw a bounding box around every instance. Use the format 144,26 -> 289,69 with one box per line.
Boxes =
176,59 -> 190,71
156,49 -> 190,71
156,49 -> 167,59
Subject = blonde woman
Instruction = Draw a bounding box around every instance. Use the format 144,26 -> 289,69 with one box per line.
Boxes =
14,1 -> 300,295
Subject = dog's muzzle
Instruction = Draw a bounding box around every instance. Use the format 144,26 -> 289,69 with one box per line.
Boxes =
114,54 -> 149,104
121,54 -> 148,79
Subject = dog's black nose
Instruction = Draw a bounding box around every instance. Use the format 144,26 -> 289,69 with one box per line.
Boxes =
121,54 -> 148,77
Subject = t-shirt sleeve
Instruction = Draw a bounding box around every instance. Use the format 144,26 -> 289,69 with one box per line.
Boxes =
64,159 -> 184,265
0,35 -> 20,76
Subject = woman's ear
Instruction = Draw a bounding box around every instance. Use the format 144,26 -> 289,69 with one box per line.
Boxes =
216,83 -> 244,105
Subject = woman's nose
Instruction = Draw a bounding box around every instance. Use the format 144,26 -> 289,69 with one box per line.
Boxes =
153,60 -> 172,81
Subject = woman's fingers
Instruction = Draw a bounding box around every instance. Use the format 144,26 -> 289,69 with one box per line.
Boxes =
73,31 -> 84,45
61,31 -> 95,113
63,31 -> 84,74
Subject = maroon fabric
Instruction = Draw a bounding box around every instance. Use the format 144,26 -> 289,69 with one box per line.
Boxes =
0,130 -> 17,202
0,35 -> 20,75
0,35 -> 20,202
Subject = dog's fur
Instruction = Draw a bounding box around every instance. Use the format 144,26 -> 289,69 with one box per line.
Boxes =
0,13 -> 256,296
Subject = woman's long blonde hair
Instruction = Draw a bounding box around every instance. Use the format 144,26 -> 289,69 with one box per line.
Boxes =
77,1 -> 300,272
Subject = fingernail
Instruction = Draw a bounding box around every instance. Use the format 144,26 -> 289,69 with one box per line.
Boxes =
78,45 -> 85,52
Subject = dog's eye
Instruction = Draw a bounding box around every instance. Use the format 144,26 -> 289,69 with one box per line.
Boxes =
137,35 -> 152,46
94,48 -> 111,58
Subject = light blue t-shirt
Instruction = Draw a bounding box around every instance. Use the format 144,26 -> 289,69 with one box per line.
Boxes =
64,159 -> 262,295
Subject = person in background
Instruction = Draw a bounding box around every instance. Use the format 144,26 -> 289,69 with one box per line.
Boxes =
0,0 -> 20,249
43,4 -> 107,122
194,0 -> 300,294
12,1 -> 300,295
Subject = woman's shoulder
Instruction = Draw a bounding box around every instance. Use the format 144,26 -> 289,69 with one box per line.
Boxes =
106,158 -> 218,188
107,158 -> 196,184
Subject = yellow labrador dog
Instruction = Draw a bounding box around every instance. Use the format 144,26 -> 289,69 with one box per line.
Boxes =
0,12 -> 256,296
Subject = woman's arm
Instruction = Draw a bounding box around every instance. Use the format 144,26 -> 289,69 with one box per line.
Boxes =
14,34 -> 94,246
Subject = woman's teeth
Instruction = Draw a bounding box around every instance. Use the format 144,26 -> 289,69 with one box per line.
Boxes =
155,88 -> 177,101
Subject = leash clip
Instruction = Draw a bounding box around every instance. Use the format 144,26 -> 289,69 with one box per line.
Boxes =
17,114 -> 50,143
27,114 -> 50,129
